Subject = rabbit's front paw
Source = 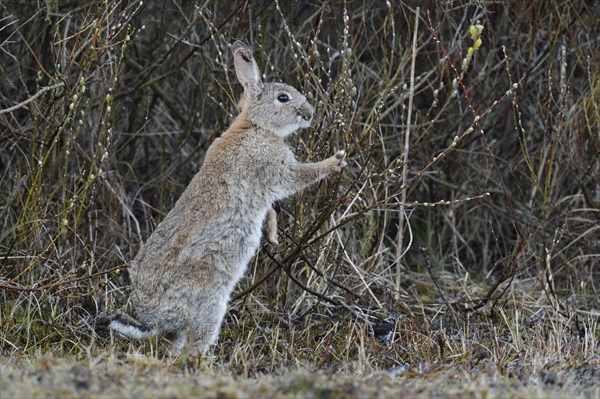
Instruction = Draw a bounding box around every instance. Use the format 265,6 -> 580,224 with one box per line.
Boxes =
266,231 -> 279,245
330,150 -> 348,172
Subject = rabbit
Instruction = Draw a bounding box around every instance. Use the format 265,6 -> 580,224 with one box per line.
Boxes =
109,40 -> 347,356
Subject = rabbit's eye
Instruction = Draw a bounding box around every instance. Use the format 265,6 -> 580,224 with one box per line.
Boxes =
277,94 -> 289,103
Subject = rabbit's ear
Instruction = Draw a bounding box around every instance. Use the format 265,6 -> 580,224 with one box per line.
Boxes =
232,41 -> 263,100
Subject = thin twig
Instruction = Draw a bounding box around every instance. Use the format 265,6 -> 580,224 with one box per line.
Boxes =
420,246 -> 453,314
396,6 -> 420,298
0,264 -> 128,293
175,0 -> 250,70
0,83 -> 64,115
426,10 -> 524,240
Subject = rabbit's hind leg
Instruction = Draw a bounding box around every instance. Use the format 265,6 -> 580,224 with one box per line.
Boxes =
165,330 -> 188,356
190,297 -> 229,355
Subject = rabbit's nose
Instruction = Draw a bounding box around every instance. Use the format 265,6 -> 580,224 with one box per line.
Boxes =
298,102 -> 314,121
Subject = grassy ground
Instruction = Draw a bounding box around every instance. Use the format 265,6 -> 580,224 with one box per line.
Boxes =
1,0 -> 599,397
1,354 -> 598,398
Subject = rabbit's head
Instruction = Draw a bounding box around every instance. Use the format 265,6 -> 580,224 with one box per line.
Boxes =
232,41 -> 314,138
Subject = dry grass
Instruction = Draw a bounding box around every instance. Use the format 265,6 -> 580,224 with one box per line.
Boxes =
1,0 -> 599,397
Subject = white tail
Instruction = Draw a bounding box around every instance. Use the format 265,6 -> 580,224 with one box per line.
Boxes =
109,315 -> 158,340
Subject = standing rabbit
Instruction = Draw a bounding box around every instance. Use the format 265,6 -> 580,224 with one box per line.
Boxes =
109,41 -> 347,355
